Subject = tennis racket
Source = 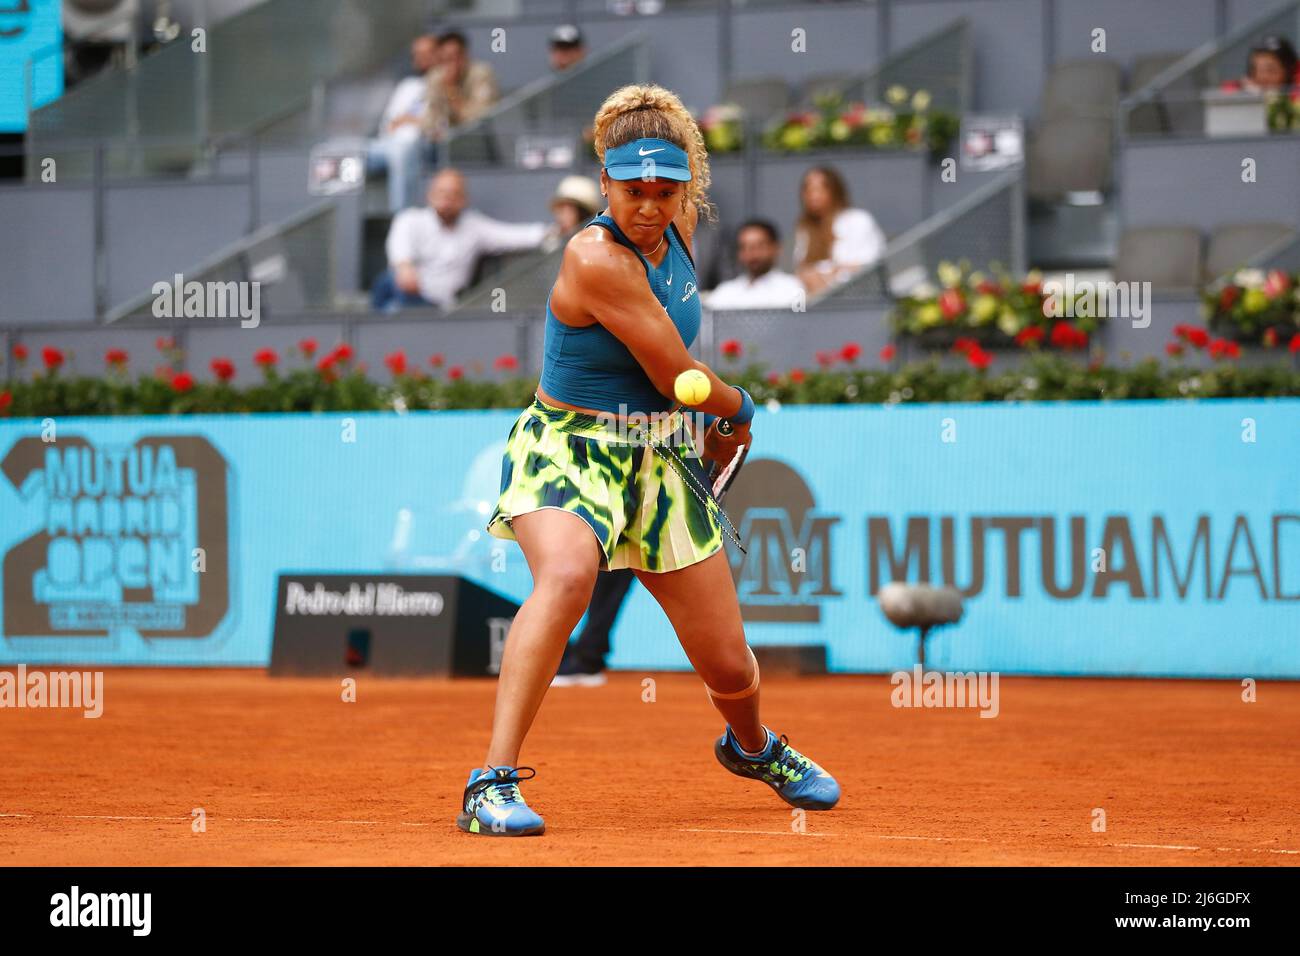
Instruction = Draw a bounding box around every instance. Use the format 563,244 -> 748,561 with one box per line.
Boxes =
706,418 -> 749,504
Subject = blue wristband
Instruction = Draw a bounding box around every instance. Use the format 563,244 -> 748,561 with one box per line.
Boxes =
728,386 -> 755,427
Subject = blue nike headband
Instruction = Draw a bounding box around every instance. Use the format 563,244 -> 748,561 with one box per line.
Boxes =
603,137 -> 692,182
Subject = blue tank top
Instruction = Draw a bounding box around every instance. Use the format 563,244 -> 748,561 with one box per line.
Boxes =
539,212 -> 700,416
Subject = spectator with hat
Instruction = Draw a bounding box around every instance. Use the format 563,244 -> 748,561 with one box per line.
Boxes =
548,175 -> 601,237
548,24 -> 587,73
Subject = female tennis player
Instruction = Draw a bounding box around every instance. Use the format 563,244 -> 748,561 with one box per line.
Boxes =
460,84 -> 840,836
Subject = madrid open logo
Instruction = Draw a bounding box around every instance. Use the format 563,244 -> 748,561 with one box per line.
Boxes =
722,458 -> 843,622
1,435 -> 233,639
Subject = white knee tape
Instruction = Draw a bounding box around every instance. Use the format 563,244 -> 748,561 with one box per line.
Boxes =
705,646 -> 760,701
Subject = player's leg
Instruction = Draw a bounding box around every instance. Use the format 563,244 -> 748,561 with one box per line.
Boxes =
484,507 -> 603,768
633,551 -> 840,811
458,508 -> 602,836
631,549 -> 765,750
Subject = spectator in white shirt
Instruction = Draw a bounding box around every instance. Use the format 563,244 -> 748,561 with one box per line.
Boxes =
704,220 -> 806,311
371,168 -> 559,312
366,34 -> 439,214
792,165 -> 887,297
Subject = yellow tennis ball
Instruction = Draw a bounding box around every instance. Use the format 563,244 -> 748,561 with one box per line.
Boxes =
674,369 -> 711,406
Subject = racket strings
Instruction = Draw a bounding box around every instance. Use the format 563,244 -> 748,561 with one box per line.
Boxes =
637,428 -> 747,555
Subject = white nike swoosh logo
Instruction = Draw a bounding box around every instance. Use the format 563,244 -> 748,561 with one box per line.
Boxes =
638,147 -> 665,155
666,274 -> 672,285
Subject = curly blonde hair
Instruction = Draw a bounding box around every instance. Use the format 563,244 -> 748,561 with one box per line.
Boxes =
591,83 -> 717,224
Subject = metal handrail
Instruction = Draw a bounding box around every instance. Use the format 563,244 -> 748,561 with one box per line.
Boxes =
102,200 -> 337,323
1117,0 -> 1299,137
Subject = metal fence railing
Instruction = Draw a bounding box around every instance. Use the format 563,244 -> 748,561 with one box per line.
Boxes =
25,0 -> 433,180
104,201 -> 337,323
1118,0 -> 1299,138
830,18 -> 972,117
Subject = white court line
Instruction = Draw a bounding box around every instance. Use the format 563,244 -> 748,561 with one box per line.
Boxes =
678,827 -> 834,838
3,813 -> 1297,854
1111,841 -> 1300,856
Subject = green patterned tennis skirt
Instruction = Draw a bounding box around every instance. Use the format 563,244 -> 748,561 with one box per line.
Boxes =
486,394 -> 724,573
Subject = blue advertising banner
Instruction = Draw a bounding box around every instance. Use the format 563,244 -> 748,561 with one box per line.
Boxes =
1,399 -> 1297,676
0,0 -> 62,133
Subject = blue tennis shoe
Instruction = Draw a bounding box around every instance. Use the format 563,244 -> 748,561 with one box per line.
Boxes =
715,726 -> 840,810
456,765 -> 546,836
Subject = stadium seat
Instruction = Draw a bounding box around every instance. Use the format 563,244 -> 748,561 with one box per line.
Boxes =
1042,59 -> 1122,121
1204,223 -> 1299,282
1113,226 -> 1202,289
722,77 -> 792,120
1125,51 -> 1193,135
1026,117 -> 1113,201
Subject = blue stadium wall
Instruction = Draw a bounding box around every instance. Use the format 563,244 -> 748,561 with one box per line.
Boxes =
2,400 -> 1297,677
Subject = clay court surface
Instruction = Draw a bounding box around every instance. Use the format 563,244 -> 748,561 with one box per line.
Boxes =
2,669 -> 1296,866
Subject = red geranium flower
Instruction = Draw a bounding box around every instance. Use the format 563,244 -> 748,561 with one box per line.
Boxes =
975,280 -> 1002,296
720,339 -> 743,358
12,343 -> 28,362
1165,341 -> 1184,357
1208,338 -> 1241,361
766,371 -> 781,385
171,372 -> 195,393
1021,279 -> 1042,296
938,289 -> 966,321
299,338 -> 319,358
1262,328 -> 1279,349
966,346 -> 992,370
1218,285 -> 1240,310
155,336 -> 176,352
1015,327 -> 1045,347
1050,321 -> 1087,350
1290,333 -> 1300,354
951,336 -> 978,355
0,390 -> 12,414
429,353 -> 445,368
42,347 -> 64,371
840,341 -> 862,363
448,365 -> 464,381
210,357 -> 236,382
385,350 -> 408,376
1186,327 -> 1209,349
254,348 -> 278,367
494,354 -> 519,372
331,342 -> 354,363
815,350 -> 834,367
1263,270 -> 1292,299
105,348 -> 129,367
879,344 -> 897,362
790,368 -> 806,383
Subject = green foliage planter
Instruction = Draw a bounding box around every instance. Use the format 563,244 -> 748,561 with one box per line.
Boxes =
4,355 -> 1298,419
